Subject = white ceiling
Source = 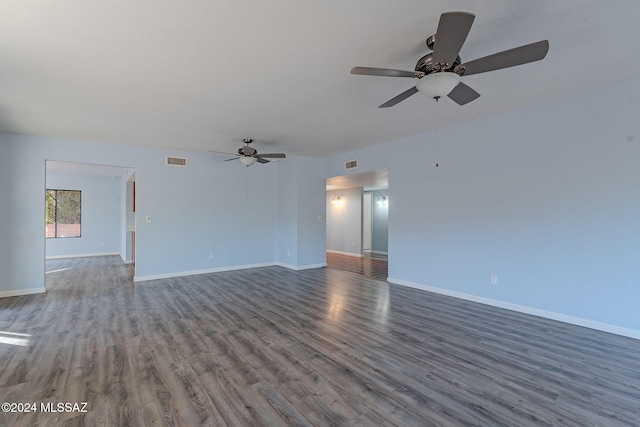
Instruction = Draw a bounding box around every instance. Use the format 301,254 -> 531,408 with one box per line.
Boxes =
2,1 -> 639,158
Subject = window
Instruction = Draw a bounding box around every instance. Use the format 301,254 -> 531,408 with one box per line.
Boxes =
45,189 -> 81,238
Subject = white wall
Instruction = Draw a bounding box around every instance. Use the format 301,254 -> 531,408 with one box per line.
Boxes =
0,140 -> 47,295
277,157 -> 299,267
277,156 -> 326,269
371,189 -> 389,253
2,76 -> 638,335
0,134 -> 281,289
0,135 -> 327,294
324,77 -> 640,333
0,143 -> 32,296
295,157 -> 327,267
326,187 -> 362,256
45,172 -> 122,258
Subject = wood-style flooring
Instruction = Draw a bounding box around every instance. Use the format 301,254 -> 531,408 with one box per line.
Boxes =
0,256 -> 639,426
326,252 -> 388,280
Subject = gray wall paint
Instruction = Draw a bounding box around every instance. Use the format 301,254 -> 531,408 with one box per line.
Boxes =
277,158 -> 299,266
276,156 -> 326,268
326,187 -> 362,255
0,135 -> 326,293
0,140 -> 46,293
294,157 -> 327,266
323,76 -> 640,331
0,135 -> 278,289
371,189 -> 389,253
2,76 -> 639,332
45,173 -> 122,258
0,143 -> 30,292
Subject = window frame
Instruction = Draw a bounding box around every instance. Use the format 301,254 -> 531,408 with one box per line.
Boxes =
45,189 -> 82,239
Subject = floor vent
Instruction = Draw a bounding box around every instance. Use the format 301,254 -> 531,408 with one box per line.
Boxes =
345,160 -> 358,170
166,156 -> 187,167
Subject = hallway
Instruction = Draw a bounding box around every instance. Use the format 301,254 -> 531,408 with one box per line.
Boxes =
326,252 -> 388,280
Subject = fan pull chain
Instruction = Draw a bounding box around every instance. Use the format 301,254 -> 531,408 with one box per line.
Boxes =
246,166 -> 249,197
435,96 -> 440,167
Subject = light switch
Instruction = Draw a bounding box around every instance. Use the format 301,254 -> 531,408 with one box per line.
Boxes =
145,216 -> 152,223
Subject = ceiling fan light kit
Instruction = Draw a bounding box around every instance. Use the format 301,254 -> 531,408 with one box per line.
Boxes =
351,11 -> 549,107
416,72 -> 460,99
239,156 -> 257,167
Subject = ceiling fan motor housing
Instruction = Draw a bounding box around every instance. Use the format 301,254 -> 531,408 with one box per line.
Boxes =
239,146 -> 256,156
416,51 -> 461,74
240,138 -> 256,156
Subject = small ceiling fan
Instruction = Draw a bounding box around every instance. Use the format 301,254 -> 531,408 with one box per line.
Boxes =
210,138 -> 286,167
351,11 -> 549,107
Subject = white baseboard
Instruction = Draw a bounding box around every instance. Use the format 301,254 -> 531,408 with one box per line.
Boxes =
134,262 -> 275,282
46,252 -> 120,260
134,261 -> 327,282
370,250 -> 388,255
387,277 -> 640,340
0,287 -> 46,299
276,262 -> 326,271
326,250 -> 363,258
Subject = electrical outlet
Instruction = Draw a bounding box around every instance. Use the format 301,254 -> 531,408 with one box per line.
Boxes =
209,252 -> 214,260
490,275 -> 498,285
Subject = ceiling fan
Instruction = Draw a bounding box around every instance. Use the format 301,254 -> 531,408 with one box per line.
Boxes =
210,138 -> 286,167
351,11 -> 549,107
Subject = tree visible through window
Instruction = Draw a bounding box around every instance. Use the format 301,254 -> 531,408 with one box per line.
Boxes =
46,189 -> 81,238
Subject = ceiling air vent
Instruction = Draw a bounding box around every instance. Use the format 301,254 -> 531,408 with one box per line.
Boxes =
345,160 -> 358,170
166,156 -> 187,167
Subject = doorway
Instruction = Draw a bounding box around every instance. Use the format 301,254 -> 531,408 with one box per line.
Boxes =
326,169 -> 389,280
363,192 -> 372,252
45,161 -> 136,288
364,189 -> 389,256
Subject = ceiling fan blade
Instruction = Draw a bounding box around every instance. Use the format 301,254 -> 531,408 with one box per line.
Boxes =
351,67 -> 423,78
455,40 -> 549,76
431,12 -> 475,68
209,150 -> 239,156
223,157 -> 239,161
256,157 -> 270,164
378,86 -> 419,108
258,153 -> 286,159
447,82 -> 480,105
